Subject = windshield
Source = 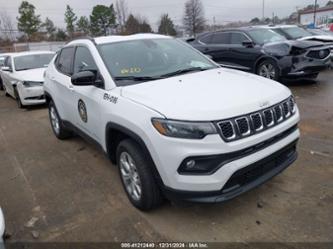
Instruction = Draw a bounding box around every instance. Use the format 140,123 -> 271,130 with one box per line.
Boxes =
247,29 -> 286,45
14,53 -> 54,71
278,27 -> 312,39
98,38 -> 217,86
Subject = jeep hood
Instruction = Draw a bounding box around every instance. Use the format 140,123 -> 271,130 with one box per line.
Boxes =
14,68 -> 46,82
121,68 -> 291,121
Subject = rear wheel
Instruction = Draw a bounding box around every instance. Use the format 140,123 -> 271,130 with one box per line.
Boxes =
117,139 -> 163,211
48,100 -> 72,139
257,59 -> 280,81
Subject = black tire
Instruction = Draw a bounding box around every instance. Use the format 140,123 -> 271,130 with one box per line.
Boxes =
48,100 -> 72,139
256,59 -> 280,81
116,139 -> 163,211
14,88 -> 25,109
307,73 -> 319,79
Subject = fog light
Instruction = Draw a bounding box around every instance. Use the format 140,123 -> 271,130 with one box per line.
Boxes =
178,155 -> 227,175
185,160 -> 196,169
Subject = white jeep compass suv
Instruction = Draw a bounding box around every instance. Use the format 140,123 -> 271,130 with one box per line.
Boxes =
44,34 -> 300,210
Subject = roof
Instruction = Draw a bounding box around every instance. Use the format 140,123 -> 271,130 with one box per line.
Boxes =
11,51 -> 55,58
68,33 -> 171,46
299,5 -> 333,15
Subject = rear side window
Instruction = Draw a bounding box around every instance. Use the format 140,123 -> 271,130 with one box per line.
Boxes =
211,32 -> 230,44
73,47 -> 98,74
230,33 -> 250,44
199,34 -> 213,44
56,47 -> 75,75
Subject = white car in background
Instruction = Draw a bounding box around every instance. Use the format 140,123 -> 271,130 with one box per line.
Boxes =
0,208 -> 4,248
0,53 -> 13,91
1,51 -> 55,108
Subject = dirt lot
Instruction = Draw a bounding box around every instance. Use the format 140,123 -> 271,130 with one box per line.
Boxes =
0,71 -> 332,243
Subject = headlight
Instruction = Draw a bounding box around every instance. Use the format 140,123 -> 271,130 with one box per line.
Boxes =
23,81 -> 43,87
152,118 -> 217,139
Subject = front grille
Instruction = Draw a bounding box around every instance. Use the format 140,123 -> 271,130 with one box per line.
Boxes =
236,117 -> 250,136
219,121 -> 235,139
263,110 -> 274,126
217,96 -> 296,142
282,102 -> 290,117
274,105 -> 283,122
306,49 -> 330,59
222,142 -> 297,192
251,113 -> 263,131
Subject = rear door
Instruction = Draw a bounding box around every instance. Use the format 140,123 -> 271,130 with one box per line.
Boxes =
200,32 -> 231,65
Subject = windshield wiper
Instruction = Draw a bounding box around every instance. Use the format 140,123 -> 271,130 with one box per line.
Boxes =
159,67 -> 211,78
114,76 -> 162,82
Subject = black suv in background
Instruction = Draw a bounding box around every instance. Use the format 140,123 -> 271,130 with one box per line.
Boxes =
187,27 -> 331,81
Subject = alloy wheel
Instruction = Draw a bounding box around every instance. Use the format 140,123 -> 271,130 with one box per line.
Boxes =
119,152 -> 142,201
50,106 -> 60,135
259,63 -> 276,79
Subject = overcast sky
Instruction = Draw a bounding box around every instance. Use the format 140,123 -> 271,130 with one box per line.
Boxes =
0,0 -> 329,30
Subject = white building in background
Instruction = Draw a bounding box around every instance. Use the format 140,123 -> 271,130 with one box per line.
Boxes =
299,5 -> 333,27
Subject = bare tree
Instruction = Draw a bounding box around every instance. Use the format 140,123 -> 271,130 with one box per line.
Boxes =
115,0 -> 128,33
0,11 -> 16,41
183,0 -> 205,37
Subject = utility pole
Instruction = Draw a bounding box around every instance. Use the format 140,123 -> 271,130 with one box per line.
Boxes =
262,0 -> 265,20
213,16 -> 216,31
313,0 -> 318,27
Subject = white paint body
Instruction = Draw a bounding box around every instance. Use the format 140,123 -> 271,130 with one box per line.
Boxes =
44,34 -> 300,192
0,51 -> 55,106
0,208 -> 4,245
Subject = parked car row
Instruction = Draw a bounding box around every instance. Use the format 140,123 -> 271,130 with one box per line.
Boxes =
187,25 -> 333,81
0,51 -> 55,108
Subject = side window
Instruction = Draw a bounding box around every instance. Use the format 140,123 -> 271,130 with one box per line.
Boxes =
0,57 -> 6,67
211,32 -> 230,44
5,57 -> 12,69
230,33 -> 250,44
56,47 -> 75,75
73,47 -> 98,74
199,34 -> 213,44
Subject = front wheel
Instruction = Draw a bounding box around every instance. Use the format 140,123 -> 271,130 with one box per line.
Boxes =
48,100 -> 72,139
14,88 -> 24,109
257,59 -> 280,81
117,139 -> 163,211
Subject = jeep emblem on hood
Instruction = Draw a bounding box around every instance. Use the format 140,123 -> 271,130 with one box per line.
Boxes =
259,101 -> 270,108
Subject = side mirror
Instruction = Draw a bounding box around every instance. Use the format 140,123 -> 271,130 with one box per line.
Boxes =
71,71 -> 103,87
1,66 -> 12,72
242,40 -> 255,48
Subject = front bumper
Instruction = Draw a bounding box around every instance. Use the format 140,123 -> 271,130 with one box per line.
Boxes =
17,85 -> 46,106
279,50 -> 331,79
148,109 -> 300,193
162,139 -> 298,203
